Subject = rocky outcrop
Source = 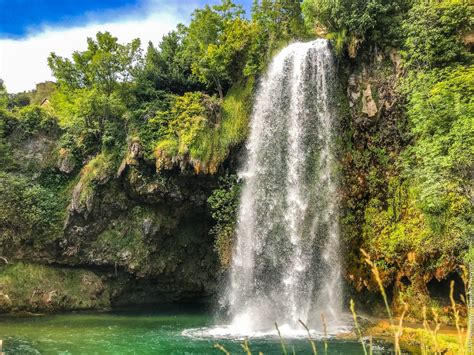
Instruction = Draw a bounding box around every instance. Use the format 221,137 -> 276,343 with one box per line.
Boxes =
57,147 -> 219,305
57,148 -> 76,173
0,124 -> 221,312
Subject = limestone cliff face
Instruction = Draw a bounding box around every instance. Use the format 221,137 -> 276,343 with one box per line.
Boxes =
0,126 -> 220,312
61,156 -> 219,303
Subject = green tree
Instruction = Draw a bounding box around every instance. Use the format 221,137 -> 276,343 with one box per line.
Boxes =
48,32 -> 139,144
0,79 -> 7,109
245,0 -> 306,75
48,31 -> 141,95
184,0 -> 254,99
252,0 -> 306,40
400,65 -> 473,262
135,27 -> 200,98
302,0 -> 408,55
402,0 -> 472,69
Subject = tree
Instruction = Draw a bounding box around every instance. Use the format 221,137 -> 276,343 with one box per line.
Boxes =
184,0 -> 254,100
135,26 -> 200,97
48,32 -> 140,139
402,65 -> 473,244
402,0 -> 472,69
252,0 -> 306,40
48,32 -> 141,95
302,0 -> 409,55
0,79 -> 7,109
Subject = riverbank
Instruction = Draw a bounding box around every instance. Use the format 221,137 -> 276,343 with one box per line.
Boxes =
354,318 -> 468,354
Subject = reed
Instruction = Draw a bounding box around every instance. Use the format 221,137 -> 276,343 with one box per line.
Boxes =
350,299 -> 368,355
450,280 -> 467,354
214,343 -> 230,355
320,313 -> 328,355
241,337 -> 251,355
275,322 -> 288,355
298,319 -> 318,355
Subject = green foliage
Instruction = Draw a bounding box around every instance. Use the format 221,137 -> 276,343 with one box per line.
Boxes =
134,29 -> 201,99
48,32 -> 139,155
401,65 -> 473,248
208,175 -> 241,268
0,79 -> 7,109
0,109 -> 13,168
90,206 -> 164,270
76,152 -> 118,206
0,172 -> 65,246
302,0 -> 409,55
363,179 -> 430,264
343,0 -> 474,304
402,0 -> 472,69
48,31 -> 141,95
28,81 -> 56,105
246,0 -> 307,75
185,0 -> 255,99
252,0 -> 306,40
7,92 -> 30,109
51,86 -> 127,154
15,105 -> 57,137
154,91 -> 212,170
153,78 -> 253,174
0,263 -> 109,311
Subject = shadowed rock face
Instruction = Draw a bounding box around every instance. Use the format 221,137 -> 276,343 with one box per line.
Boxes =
58,157 -> 220,306
0,123 -> 221,311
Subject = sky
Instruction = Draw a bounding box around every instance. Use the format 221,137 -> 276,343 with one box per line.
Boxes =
0,0 -> 252,93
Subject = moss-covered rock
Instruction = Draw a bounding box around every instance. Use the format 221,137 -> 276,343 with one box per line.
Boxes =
0,263 -> 109,312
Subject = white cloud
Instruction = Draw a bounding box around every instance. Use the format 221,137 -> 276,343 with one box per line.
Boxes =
0,2 -> 194,93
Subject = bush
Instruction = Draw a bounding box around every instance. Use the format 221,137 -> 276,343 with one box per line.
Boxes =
402,0 -> 472,69
402,65 -> 473,226
152,79 -> 252,174
302,0 -> 408,55
208,174 -> 241,268
0,172 -> 65,246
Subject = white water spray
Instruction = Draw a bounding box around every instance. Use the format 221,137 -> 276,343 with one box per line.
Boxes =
221,39 -> 343,336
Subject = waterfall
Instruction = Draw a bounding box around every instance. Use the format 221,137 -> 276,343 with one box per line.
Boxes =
223,39 -> 343,334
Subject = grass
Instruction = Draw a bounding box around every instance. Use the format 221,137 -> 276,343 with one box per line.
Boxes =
76,152 -> 116,206
154,78 -> 254,174
355,248 -> 470,355
190,77 -> 254,173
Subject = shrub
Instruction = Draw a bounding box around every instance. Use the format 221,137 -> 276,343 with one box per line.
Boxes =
402,0 -> 472,69
0,172 -> 65,246
302,0 -> 409,55
208,174 -> 241,268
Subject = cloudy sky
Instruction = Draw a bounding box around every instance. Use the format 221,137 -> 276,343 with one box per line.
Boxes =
0,0 -> 252,93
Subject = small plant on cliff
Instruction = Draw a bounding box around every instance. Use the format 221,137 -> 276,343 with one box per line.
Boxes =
208,174 -> 241,268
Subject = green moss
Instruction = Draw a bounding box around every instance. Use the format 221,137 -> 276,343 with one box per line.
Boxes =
0,263 -> 110,312
208,175 -> 241,269
90,206 -> 176,273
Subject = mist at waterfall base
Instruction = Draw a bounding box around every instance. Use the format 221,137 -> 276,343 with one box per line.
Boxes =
189,39 -> 349,339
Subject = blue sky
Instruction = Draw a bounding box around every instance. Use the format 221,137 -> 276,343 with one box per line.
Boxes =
0,0 -> 253,92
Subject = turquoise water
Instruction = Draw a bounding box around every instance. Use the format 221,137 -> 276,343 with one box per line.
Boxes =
0,307 -> 393,354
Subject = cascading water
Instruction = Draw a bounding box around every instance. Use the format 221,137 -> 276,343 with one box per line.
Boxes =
222,39 -> 343,335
